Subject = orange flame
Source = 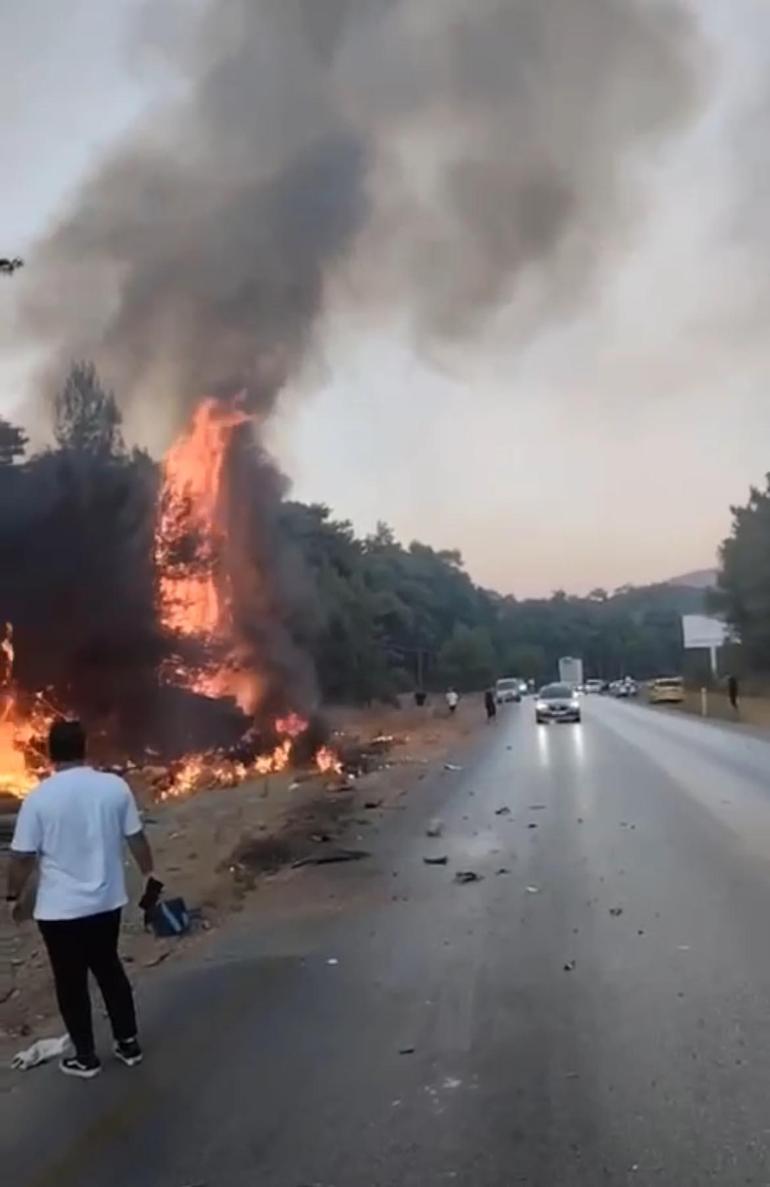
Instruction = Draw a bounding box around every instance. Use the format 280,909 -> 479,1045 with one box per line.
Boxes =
315,745 -> 343,775
155,397 -> 264,713
0,622 -> 55,798
156,398 -> 248,639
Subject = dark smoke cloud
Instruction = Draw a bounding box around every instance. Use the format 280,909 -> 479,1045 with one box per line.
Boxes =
12,0 -> 700,429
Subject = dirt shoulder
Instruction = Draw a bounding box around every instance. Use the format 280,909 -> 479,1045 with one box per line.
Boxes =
0,698 -> 482,1052
664,689 -> 770,732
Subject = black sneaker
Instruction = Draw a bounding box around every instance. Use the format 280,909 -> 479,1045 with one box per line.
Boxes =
59,1055 -> 101,1079
114,1038 -> 143,1067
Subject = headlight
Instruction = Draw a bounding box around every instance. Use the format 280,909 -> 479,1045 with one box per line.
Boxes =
536,700 -> 548,711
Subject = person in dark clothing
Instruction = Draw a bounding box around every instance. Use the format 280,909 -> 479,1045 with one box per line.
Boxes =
7,720 -> 156,1079
484,688 -> 497,721
728,674 -> 739,712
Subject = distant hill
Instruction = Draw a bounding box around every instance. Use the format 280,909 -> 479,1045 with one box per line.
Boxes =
666,569 -> 718,591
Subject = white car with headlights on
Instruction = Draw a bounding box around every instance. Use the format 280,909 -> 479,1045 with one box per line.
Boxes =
535,683 -> 581,724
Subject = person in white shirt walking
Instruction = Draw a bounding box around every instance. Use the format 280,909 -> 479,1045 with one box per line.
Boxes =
6,719 -> 155,1079
446,688 -> 459,715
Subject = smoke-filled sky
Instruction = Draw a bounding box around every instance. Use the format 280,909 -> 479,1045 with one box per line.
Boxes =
3,0 -> 770,595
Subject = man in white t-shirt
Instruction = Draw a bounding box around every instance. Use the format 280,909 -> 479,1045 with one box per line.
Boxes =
6,720 -> 155,1079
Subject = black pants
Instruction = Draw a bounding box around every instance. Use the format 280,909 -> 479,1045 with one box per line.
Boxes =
38,908 -> 137,1059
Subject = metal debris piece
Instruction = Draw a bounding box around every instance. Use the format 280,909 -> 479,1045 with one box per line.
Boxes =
563,960 -> 576,972
444,763 -> 463,771
495,806 -> 511,816
529,804 -> 547,810
528,823 -> 538,829
525,886 -> 540,894
609,907 -> 623,917
293,848 -> 371,868
143,949 -> 171,968
364,799 -> 383,810
426,819 -> 444,838
423,855 -> 449,866
496,868 -> 511,876
454,870 -> 483,884
399,1046 -> 416,1055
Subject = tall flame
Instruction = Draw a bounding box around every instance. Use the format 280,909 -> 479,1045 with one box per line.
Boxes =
155,397 -> 248,640
155,397 -> 263,712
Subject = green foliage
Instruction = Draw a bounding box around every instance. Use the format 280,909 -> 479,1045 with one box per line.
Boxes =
279,511 -> 695,702
437,624 -> 496,691
714,477 -> 770,668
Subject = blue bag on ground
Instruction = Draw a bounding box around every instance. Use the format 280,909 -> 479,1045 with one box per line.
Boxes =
147,897 -> 190,937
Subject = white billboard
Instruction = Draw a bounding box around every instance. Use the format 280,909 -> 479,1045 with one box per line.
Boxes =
682,615 -> 731,651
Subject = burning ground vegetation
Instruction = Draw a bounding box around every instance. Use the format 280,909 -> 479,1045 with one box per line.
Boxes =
0,391 -> 343,805
0,701 -> 479,1042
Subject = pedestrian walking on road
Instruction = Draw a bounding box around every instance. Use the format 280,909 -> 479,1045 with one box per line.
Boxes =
6,720 -> 155,1079
446,688 -> 459,715
728,674 -> 740,713
484,688 -> 497,722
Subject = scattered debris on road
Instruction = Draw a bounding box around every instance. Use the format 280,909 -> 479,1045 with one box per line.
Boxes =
444,763 -> 463,772
495,806 -> 511,816
423,855 -> 449,866
364,799 -> 383,810
455,870 -> 483,884
426,818 -> 444,837
529,804 -> 547,810
609,907 -> 624,917
399,1046 -> 416,1055
496,867 -> 511,876
528,823 -> 538,829
563,960 -> 576,972
326,958 -> 339,966
11,1034 -> 70,1071
526,886 -> 540,894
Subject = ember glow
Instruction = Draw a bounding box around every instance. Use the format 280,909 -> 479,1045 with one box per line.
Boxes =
0,622 -> 55,798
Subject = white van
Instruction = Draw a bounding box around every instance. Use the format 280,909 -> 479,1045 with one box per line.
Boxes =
495,678 -> 522,704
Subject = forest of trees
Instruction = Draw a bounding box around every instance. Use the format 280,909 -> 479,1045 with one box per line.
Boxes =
0,363 -> 705,713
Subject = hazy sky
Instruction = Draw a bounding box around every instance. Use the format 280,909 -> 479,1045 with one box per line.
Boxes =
3,1 -> 770,596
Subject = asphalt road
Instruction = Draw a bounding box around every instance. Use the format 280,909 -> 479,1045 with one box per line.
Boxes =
8,697 -> 770,1186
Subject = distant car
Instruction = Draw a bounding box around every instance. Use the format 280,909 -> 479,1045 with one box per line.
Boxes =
535,683 -> 581,724
585,679 -> 603,694
495,677 -> 521,704
649,677 -> 684,705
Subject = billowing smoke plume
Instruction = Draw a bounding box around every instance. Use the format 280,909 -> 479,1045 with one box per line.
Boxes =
4,0 -> 702,731
13,0 -> 699,425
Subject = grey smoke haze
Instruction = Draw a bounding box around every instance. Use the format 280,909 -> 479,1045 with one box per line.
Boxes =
11,0 -> 700,431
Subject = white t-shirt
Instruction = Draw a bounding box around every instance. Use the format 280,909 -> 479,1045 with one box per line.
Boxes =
11,767 -> 143,921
